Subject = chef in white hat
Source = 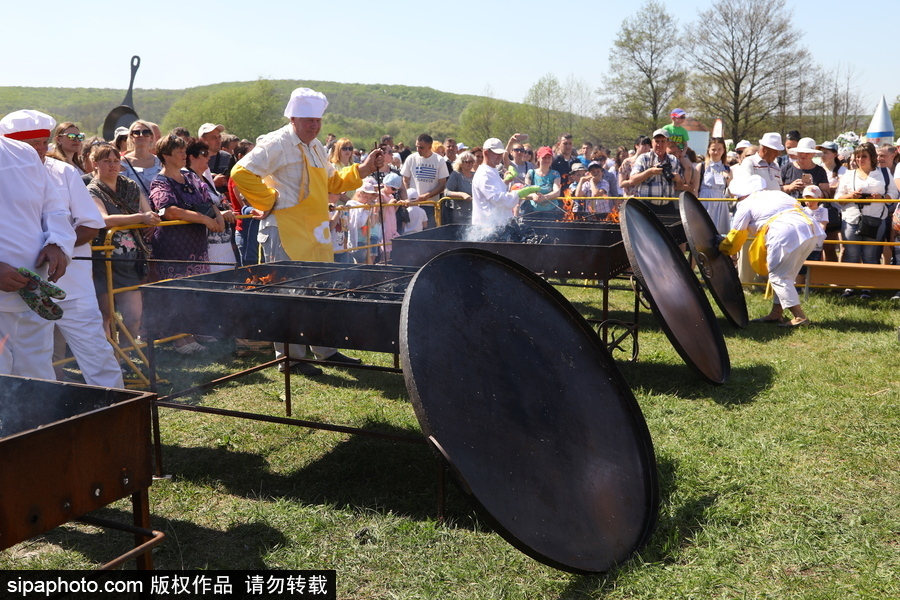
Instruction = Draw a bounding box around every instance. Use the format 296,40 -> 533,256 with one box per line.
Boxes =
0,113 -> 76,379
230,88 -> 384,375
718,173 -> 824,328
0,109 -> 123,387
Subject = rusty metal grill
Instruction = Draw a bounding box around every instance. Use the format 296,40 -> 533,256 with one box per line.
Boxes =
0,375 -> 163,569
142,262 -> 419,354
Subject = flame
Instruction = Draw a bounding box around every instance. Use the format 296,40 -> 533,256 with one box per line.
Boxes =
244,273 -> 286,286
604,207 -> 620,223
560,189 -> 576,222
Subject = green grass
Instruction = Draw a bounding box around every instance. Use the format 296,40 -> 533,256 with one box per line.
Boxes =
2,284 -> 898,599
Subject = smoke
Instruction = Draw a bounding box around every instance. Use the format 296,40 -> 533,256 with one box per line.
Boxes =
459,217 -> 560,245
461,222 -> 505,243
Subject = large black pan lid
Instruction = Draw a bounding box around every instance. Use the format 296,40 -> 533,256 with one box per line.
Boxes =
620,198 -> 730,384
400,248 -> 658,573
679,191 -> 749,328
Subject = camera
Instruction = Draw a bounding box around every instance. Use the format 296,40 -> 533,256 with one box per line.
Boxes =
659,161 -> 674,182
858,193 -> 872,199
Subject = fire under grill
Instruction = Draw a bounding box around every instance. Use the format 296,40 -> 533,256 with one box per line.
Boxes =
142,262 -> 419,354
0,375 -> 163,569
391,218 -> 685,279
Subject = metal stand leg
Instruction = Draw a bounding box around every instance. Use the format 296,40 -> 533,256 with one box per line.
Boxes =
132,489 -> 153,570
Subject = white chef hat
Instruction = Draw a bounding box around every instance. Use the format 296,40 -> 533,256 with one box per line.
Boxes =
0,109 -> 57,141
728,174 -> 766,198
284,88 -> 329,119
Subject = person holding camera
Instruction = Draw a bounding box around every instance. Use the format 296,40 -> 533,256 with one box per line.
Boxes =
623,129 -> 685,214
835,142 -> 898,298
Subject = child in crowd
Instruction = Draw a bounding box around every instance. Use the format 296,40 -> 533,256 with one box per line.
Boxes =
801,185 -> 829,262
404,188 -> 427,233
579,161 -> 612,214
346,178 -> 377,263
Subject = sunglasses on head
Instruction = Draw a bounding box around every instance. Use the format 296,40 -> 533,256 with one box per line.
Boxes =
59,132 -> 85,142
131,129 -> 153,137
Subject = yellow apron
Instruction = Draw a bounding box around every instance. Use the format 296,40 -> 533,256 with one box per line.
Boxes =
274,165 -> 333,262
748,207 -> 814,276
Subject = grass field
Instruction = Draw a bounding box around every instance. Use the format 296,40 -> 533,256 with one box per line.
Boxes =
2,283 -> 898,599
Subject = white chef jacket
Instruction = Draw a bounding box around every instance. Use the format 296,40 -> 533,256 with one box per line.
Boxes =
0,138 -> 74,312
732,190 -> 824,268
44,158 -> 105,301
472,164 -> 519,228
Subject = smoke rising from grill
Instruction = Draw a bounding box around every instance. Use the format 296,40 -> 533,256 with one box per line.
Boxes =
461,217 -> 560,245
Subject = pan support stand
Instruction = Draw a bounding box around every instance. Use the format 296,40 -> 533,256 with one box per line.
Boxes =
585,275 -> 643,362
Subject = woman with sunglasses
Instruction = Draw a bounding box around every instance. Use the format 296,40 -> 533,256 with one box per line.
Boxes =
121,120 -> 162,197
508,142 -> 534,187
46,122 -> 87,174
327,138 -> 355,205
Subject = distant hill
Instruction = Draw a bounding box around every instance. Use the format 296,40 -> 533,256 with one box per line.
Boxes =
0,80 -> 482,142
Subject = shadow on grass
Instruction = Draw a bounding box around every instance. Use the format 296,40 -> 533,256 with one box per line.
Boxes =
618,360 -> 775,406
554,454 -> 719,598
21,506 -> 286,571
153,344 -> 411,402
162,425 -> 478,526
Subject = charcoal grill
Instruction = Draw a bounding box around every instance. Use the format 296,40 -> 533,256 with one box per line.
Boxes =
142,262 -> 417,354
392,223 -> 628,279
0,375 -> 163,569
141,261 -> 427,477
391,219 -> 685,278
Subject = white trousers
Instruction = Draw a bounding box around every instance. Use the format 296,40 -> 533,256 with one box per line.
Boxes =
769,237 -> 820,309
54,296 -> 124,388
0,309 -> 55,380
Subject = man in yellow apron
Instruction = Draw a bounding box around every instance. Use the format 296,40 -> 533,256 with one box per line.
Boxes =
231,87 -> 384,375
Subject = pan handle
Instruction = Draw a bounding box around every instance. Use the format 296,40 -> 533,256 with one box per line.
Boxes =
122,56 -> 141,107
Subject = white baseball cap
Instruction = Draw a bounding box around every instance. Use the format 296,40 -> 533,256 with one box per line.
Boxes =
198,123 -> 224,137
483,137 -> 506,154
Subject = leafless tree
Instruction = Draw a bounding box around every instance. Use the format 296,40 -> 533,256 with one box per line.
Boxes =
602,0 -> 685,133
684,0 -> 812,141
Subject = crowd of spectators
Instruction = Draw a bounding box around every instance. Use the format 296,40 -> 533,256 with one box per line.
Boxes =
4,103 -> 900,381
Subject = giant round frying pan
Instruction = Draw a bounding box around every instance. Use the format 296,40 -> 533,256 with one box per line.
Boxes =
400,248 -> 658,573
620,198 -> 730,384
679,191 -> 749,328
102,56 -> 141,141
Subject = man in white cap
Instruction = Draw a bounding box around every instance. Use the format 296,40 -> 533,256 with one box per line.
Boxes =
199,123 -> 234,194
231,87 -> 384,375
718,174 -> 824,327
0,110 -> 123,387
735,132 -> 784,191
625,128 -> 686,212
471,137 -> 539,229
0,128 -> 75,379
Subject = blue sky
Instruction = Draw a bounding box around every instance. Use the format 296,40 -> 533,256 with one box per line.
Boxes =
6,0 -> 898,129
